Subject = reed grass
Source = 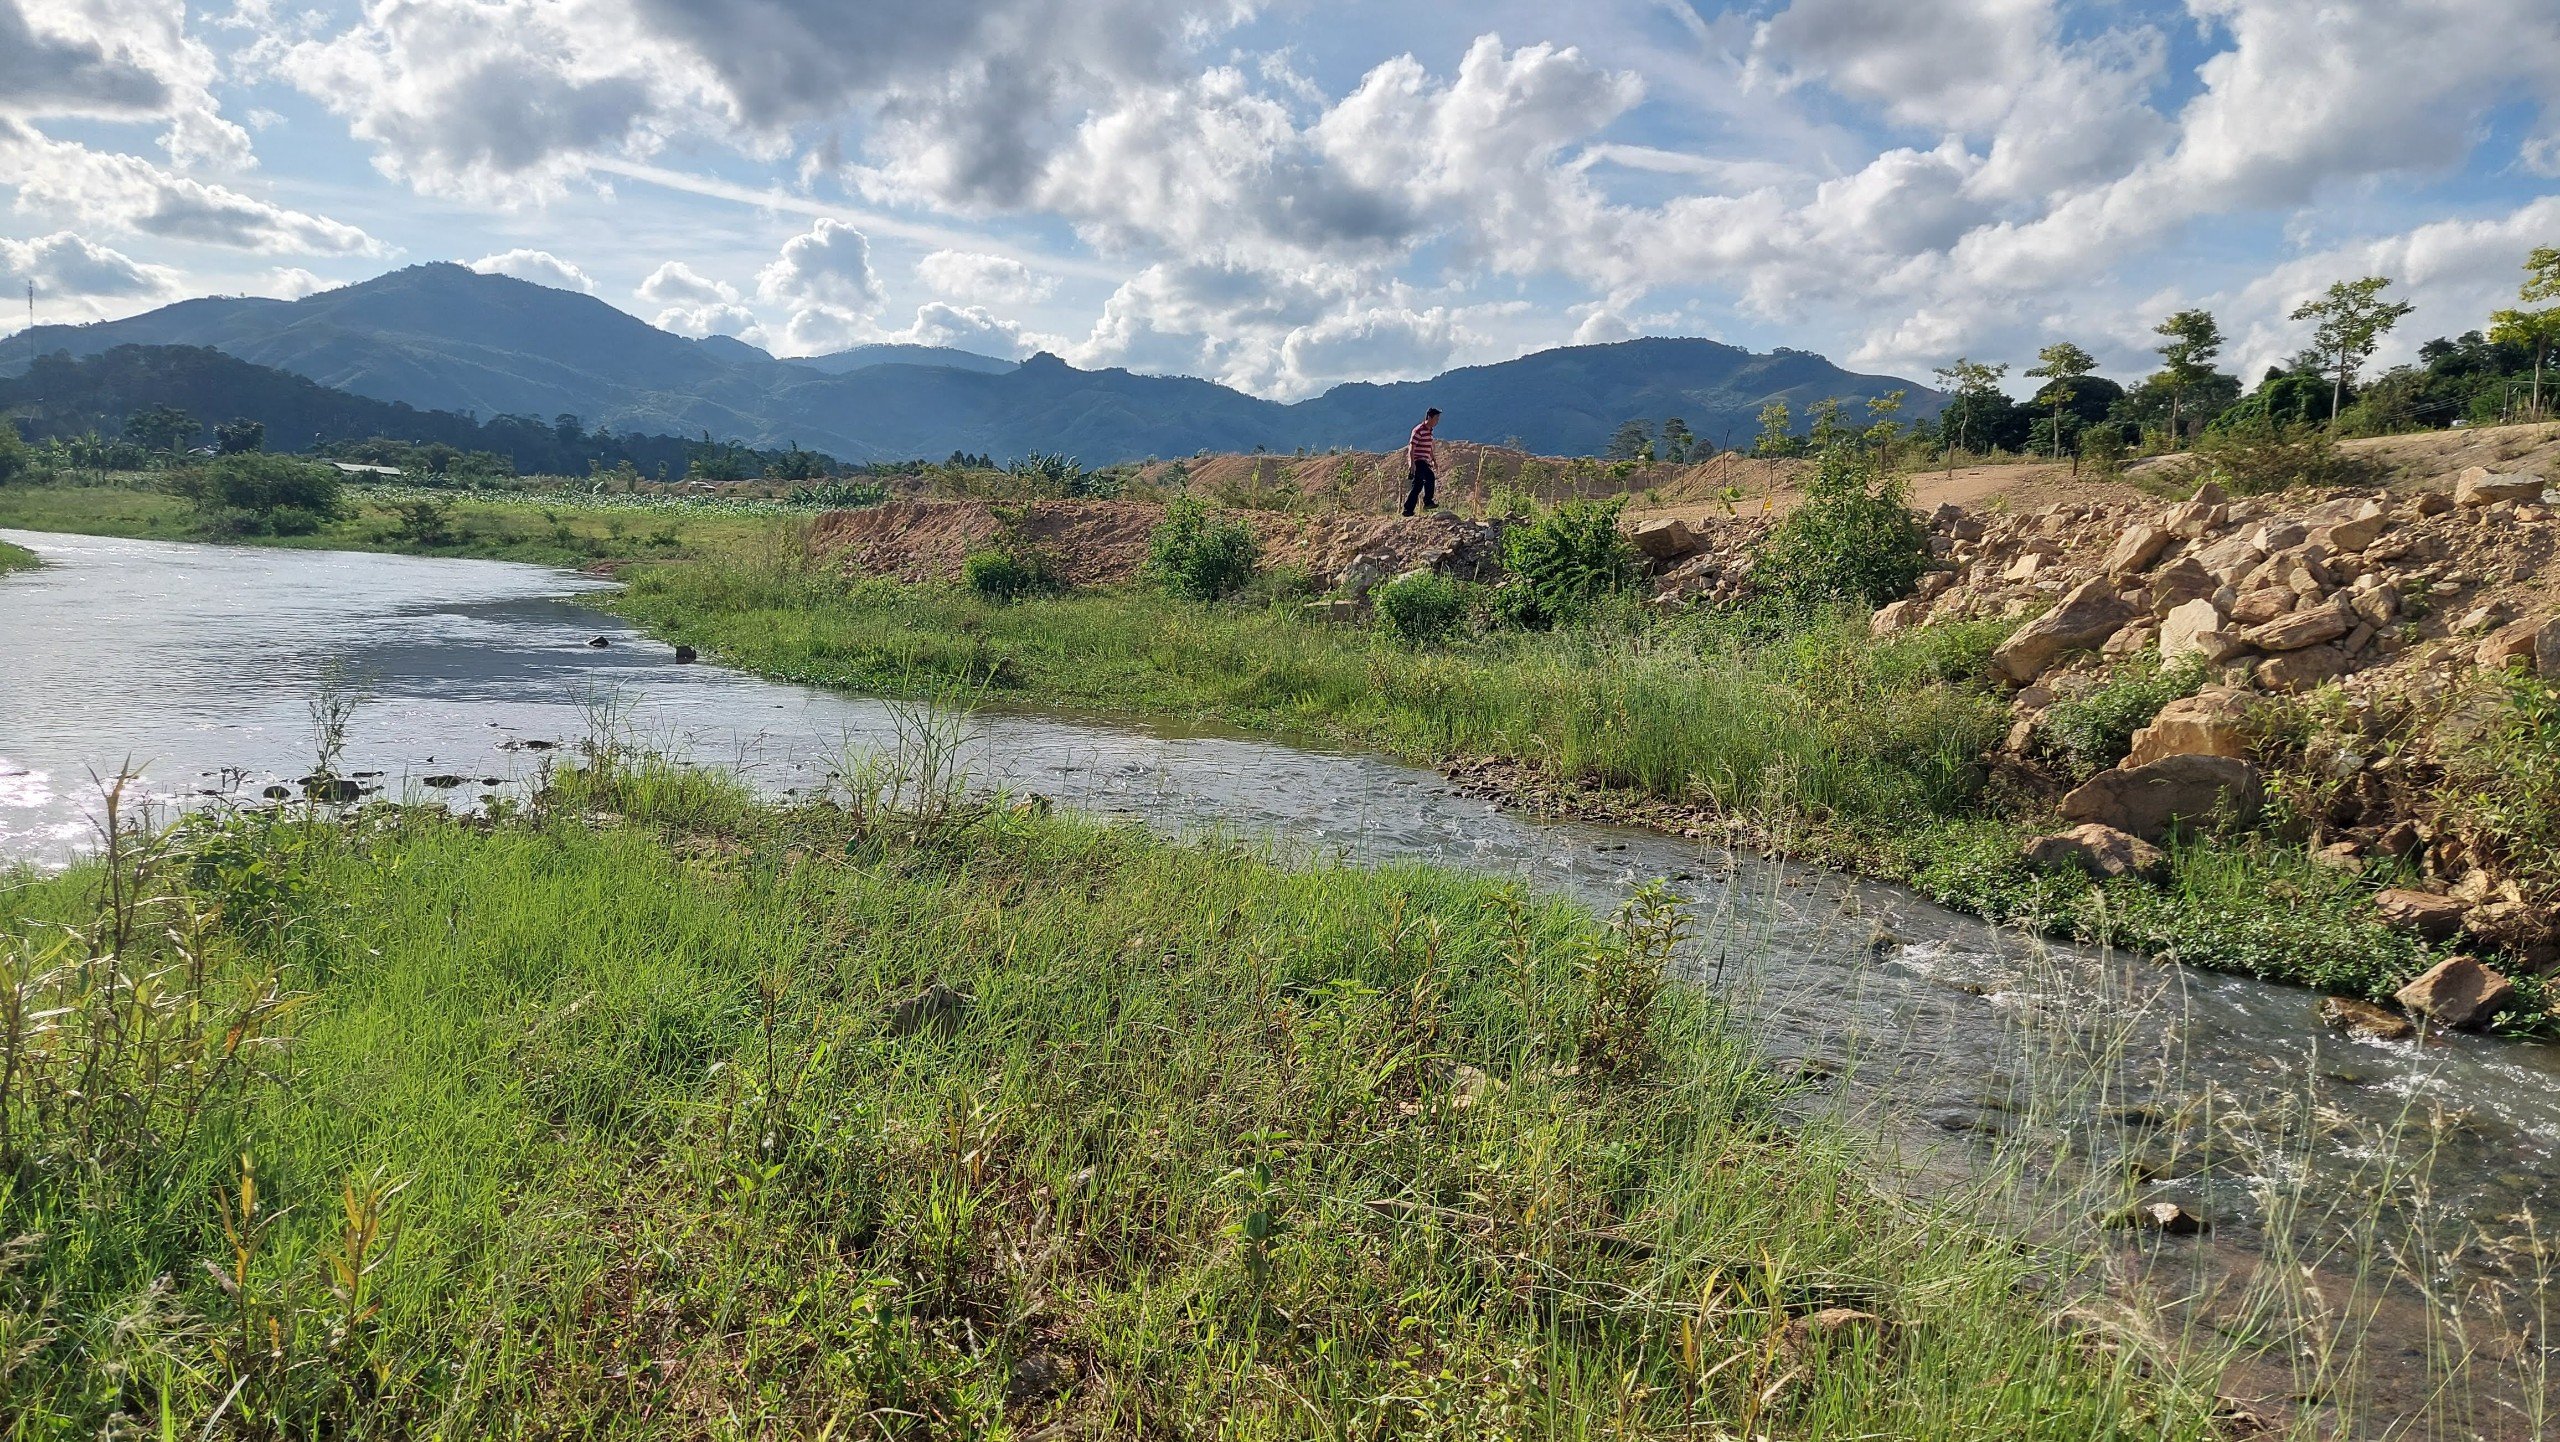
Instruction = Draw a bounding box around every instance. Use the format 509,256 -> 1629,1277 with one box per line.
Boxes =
0,744 -> 2240,1437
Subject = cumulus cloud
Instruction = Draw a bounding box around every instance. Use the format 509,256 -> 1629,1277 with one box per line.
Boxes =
0,0 -> 174,119
469,247 -> 596,292
0,119 -> 379,253
863,301 -> 1045,358
0,229 -> 179,298
915,249 -> 1052,304
636,259 -> 737,307
655,301 -> 763,340
263,266 -> 333,299
756,218 -> 882,312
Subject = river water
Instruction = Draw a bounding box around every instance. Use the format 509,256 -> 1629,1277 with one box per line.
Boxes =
3,528 -> 2554,1434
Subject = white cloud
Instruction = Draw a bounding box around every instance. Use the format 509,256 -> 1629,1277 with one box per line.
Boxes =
263,265 -> 332,299
866,300 -> 1045,358
756,218 -> 881,311
0,1 -> 174,120
0,229 -> 179,298
468,247 -> 596,293
655,301 -> 762,340
0,119 -> 379,253
915,249 -> 1053,304
635,259 -> 737,306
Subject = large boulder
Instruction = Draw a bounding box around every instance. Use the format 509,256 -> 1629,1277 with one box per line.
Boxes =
2147,556 -> 2218,613
2375,888 -> 2467,939
1870,598 -> 1926,636
2159,597 -> 2245,665
2392,956 -> 2516,1030
2454,466 -> 2546,507
1626,516 -> 1698,564
2254,644 -> 2351,693
1992,579 -> 2135,686
2021,823 -> 2168,881
2537,616 -> 2560,678
2478,620 -> 2541,671
2127,689 -> 2253,766
2102,523 -> 2173,578
2241,597 -> 2351,652
2318,499 -> 2390,552
2059,754 -> 2262,843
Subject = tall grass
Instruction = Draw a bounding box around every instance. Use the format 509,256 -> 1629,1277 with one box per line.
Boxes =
0,539 -> 37,574
0,754 -> 2232,1436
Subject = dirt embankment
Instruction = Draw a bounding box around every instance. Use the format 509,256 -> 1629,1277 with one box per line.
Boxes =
806,499 -> 1498,588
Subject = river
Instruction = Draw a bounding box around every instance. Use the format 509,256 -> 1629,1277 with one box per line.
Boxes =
3,528 -> 2553,1434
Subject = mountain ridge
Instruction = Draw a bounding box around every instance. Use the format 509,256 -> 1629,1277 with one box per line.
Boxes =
6,264 -> 1941,461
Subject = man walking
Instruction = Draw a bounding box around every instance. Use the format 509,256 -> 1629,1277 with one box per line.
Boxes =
1402,407 -> 1440,516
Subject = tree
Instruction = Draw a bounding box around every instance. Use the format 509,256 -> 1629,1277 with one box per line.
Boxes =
1604,419 -> 1653,461
1930,358 -> 2010,457
214,418 -> 266,454
1660,417 -> 1694,463
2025,342 -> 2099,459
2489,246 -> 2560,421
1751,400 -> 1799,458
123,404 -> 200,455
2290,276 -> 2415,423
2150,309 -> 2224,446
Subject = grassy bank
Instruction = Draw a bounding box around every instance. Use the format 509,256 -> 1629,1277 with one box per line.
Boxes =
613,558 -> 2529,1030
0,538 -> 37,573
0,478 -> 795,566
0,757 -> 2224,1437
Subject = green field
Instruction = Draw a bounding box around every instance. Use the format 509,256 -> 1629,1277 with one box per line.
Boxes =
0,752 -> 2227,1437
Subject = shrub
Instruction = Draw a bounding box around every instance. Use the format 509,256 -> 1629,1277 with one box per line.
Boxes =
2034,652 -> 2209,781
1749,445 -> 1929,608
164,454 -> 346,534
962,546 -> 1058,602
2178,418 -> 2378,495
1490,498 -> 1639,629
0,422 -> 31,485
1146,497 -> 1259,602
1371,570 -> 1470,646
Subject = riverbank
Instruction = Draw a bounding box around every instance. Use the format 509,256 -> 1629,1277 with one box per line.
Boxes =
611,558 -> 2525,1032
0,537 -> 36,573
0,478 -> 795,566
0,754 -> 2227,1437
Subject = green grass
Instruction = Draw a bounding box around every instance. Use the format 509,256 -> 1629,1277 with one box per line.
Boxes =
0,478 -> 795,566
0,761 -> 2225,1437
612,557 -> 2544,1030
0,539 -> 36,574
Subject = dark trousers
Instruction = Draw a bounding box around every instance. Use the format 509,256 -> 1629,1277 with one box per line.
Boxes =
1402,460 -> 1437,515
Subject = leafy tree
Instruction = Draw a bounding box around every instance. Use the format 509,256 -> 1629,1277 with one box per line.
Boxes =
1750,444 -> 1929,608
123,403 -> 200,455
1861,389 -> 1906,454
2290,276 -> 2415,423
767,444 -> 827,482
213,418 -> 265,454
1804,397 -> 1853,452
2149,309 -> 2225,445
1660,417 -> 1694,463
164,454 -> 345,534
0,422 -> 30,485
1604,419 -> 1652,461
1929,358 -> 2010,456
2025,342 -> 2099,459
2489,246 -> 2560,420
1751,399 -> 1800,458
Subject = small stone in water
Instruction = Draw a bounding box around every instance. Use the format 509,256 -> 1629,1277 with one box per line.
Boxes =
586,636 -> 609,648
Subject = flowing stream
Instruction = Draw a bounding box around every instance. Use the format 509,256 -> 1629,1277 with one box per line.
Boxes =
4,528 -> 2555,1434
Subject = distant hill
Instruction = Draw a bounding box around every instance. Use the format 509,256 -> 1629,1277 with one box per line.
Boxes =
6,264 -> 1939,462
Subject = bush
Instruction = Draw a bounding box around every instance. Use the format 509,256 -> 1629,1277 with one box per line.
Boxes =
164,454 -> 346,534
2033,653 -> 2209,780
962,546 -> 1058,602
0,423 -> 30,485
2179,418 -> 2378,495
1146,497 -> 1259,601
1490,498 -> 1640,629
1749,446 -> 1929,608
1371,571 -> 1470,646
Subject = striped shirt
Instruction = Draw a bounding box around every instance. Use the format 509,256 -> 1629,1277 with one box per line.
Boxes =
1408,420 -> 1436,468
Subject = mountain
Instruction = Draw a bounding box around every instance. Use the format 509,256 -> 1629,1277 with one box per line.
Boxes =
788,343 -> 1016,376
6,264 -> 1939,462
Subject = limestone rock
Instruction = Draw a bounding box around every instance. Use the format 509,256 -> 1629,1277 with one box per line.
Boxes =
2454,466 -> 2546,507
2127,689 -> 2253,766
2537,615 -> 2560,678
1991,579 -> 2134,685
2478,620 -> 2540,670
2229,589 -> 2296,625
2409,490 -> 2454,517
2375,888 -> 2467,939
2103,524 -> 2173,577
2021,823 -> 2168,882
2348,585 -> 2399,628
2253,644 -> 2349,693
2393,956 -> 2516,1030
2158,597 -> 2244,665
2147,556 -> 2217,613
2318,996 -> 2414,1042
2059,754 -> 2262,843
2242,598 -> 2351,652
1870,598 -> 1925,636
2320,500 -> 2390,552
1627,516 -> 1698,563
2160,500 -> 2225,538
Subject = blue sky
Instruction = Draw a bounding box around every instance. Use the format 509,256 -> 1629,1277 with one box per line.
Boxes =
4,0 -> 2557,399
